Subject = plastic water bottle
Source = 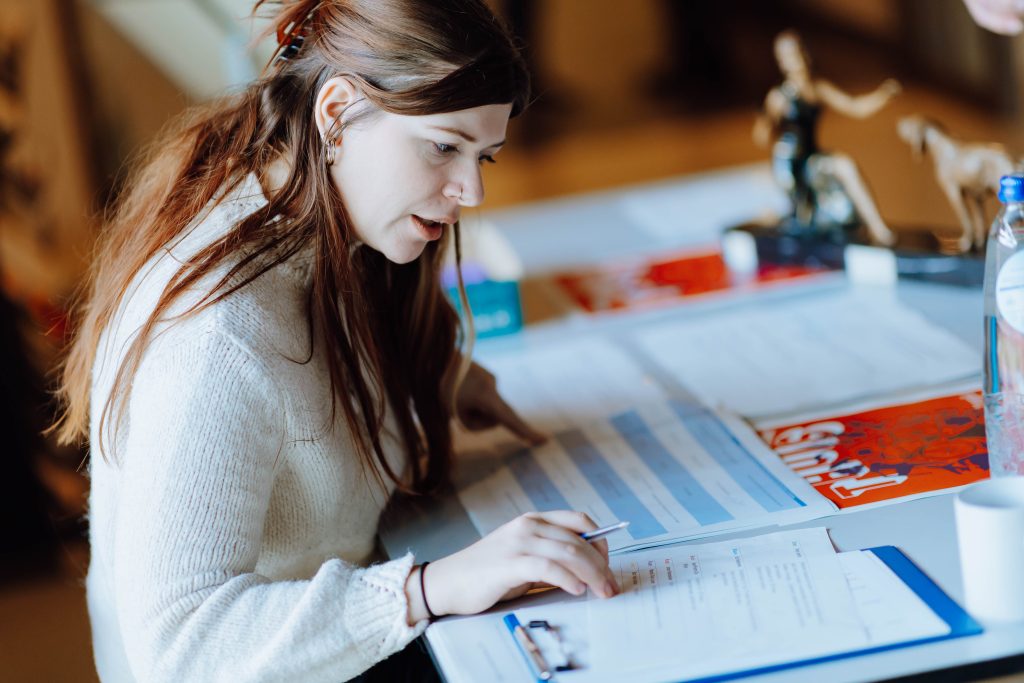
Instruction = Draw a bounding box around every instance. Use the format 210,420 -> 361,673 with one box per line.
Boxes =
984,175 -> 1024,476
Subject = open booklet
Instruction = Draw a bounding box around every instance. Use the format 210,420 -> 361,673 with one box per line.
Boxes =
455,397 -> 834,554
427,528 -> 981,683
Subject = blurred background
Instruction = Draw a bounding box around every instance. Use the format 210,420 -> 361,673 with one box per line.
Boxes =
2,0 -> 1024,680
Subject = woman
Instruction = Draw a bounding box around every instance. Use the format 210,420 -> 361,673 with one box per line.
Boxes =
753,30 -> 901,246
53,1 -> 617,681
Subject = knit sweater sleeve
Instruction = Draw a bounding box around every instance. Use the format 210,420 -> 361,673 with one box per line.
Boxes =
112,327 -> 425,683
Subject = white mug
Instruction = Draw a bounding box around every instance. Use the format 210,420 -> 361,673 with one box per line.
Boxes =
955,476 -> 1024,622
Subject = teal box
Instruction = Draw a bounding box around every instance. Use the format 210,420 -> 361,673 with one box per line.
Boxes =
447,279 -> 523,338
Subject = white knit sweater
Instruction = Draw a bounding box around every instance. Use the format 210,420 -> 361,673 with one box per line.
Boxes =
86,176 -> 427,683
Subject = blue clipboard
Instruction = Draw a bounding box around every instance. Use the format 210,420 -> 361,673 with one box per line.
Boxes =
684,546 -> 983,683
500,546 -> 982,683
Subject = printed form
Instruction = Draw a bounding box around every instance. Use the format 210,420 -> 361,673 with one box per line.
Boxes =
586,528 -> 950,681
456,339 -> 833,553
425,528 -> 954,683
633,289 -> 979,419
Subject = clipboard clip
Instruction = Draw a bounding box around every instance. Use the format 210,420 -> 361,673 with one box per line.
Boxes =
503,613 -> 574,681
527,620 -> 574,672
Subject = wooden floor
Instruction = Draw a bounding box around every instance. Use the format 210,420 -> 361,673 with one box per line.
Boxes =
6,24 -> 1024,683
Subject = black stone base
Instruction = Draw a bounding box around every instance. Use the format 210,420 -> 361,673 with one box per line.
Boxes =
727,221 -> 985,288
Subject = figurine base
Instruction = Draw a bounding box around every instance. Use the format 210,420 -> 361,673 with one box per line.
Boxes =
727,221 -> 984,288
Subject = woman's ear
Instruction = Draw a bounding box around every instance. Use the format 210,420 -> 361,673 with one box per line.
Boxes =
314,76 -> 360,141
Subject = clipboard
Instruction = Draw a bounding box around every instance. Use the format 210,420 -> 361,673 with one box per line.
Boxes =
669,546 -> 983,683
426,545 -> 983,683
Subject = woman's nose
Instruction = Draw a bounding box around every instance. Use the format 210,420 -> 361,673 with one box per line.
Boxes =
444,164 -> 484,207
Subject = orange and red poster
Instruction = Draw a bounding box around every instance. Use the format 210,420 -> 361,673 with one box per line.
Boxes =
554,247 -> 828,313
758,389 -> 989,509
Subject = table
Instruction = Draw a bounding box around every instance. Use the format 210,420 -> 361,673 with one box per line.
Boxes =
380,163 -> 1024,682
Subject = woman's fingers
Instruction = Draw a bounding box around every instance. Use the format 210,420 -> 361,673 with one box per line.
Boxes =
483,394 -> 546,445
530,519 -> 609,565
531,511 -> 613,562
516,513 -> 618,594
523,537 -> 617,598
455,362 -> 546,444
458,392 -> 544,445
512,557 -> 614,598
460,408 -> 498,431
591,537 -> 611,563
513,555 -> 591,597
526,510 -> 599,535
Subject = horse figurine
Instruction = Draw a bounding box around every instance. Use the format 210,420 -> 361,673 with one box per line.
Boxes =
897,115 -> 1021,252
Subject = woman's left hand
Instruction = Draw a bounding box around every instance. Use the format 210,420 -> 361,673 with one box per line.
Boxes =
455,362 -> 546,446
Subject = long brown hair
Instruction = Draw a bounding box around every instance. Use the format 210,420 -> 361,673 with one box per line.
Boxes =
52,0 -> 530,494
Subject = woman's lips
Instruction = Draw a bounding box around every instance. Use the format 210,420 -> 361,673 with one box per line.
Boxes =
411,215 -> 444,241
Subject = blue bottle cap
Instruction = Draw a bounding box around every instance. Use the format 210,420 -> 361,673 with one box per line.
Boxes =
999,175 -> 1024,203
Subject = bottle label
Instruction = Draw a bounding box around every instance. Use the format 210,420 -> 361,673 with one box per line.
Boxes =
997,251 -> 1024,333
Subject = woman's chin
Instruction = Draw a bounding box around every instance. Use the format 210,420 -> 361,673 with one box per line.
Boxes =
382,241 -> 428,265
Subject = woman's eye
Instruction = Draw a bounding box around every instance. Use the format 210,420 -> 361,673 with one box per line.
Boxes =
433,142 -> 458,155
478,155 -> 497,165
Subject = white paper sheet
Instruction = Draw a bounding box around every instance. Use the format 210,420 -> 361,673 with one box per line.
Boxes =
426,531 -> 952,683
617,164 -> 788,244
633,289 -> 980,419
470,337 -> 670,434
841,549 -> 949,643
753,380 -> 982,432
586,528 -> 949,680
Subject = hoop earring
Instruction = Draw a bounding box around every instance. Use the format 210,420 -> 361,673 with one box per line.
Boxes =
325,136 -> 338,167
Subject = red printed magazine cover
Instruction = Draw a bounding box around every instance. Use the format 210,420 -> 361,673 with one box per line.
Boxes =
758,390 -> 989,509
554,247 -> 828,313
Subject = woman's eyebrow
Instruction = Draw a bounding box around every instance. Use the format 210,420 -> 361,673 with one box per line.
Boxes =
429,126 -> 505,148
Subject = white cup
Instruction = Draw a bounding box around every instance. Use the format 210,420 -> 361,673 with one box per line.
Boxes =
955,476 -> 1024,622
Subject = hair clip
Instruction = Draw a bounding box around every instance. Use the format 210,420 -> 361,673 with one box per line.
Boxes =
277,31 -> 305,62
267,6 -> 317,68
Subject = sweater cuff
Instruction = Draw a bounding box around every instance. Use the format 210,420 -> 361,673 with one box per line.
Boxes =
343,552 -> 427,662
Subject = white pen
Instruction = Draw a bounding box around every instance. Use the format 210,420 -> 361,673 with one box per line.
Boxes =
580,520 -> 630,543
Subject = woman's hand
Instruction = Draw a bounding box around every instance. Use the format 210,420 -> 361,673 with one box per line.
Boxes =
455,362 -> 546,446
406,511 -> 619,622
